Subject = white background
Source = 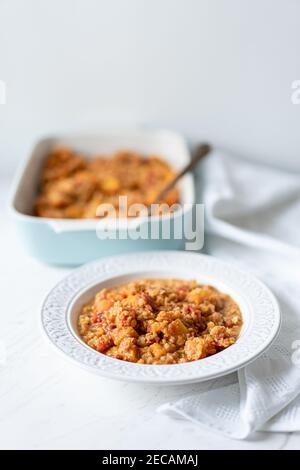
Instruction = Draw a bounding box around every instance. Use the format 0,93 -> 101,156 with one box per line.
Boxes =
1,0 -> 300,176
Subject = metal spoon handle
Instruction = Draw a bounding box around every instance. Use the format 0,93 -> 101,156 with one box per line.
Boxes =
153,143 -> 211,204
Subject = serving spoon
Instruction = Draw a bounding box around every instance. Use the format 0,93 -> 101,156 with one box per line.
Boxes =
151,142 -> 212,206
123,142 -> 212,227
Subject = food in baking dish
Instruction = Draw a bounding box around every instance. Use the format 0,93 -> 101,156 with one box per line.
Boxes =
34,147 -> 179,218
78,279 -> 243,364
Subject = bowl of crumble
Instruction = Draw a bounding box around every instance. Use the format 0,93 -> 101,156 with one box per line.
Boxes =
41,251 -> 281,384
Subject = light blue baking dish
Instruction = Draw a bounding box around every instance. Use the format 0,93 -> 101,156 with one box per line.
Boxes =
10,130 -> 195,266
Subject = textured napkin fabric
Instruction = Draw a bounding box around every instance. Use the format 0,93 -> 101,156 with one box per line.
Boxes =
158,151 -> 300,439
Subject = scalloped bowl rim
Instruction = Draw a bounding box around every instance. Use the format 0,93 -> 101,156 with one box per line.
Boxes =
40,251 -> 281,384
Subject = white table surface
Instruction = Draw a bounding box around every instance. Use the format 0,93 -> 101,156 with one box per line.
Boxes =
1,177 -> 299,450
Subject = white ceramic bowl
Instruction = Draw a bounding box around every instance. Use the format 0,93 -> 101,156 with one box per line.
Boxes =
41,251 -> 281,384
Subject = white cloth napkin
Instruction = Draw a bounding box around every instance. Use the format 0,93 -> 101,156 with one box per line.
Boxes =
158,150 -> 300,439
